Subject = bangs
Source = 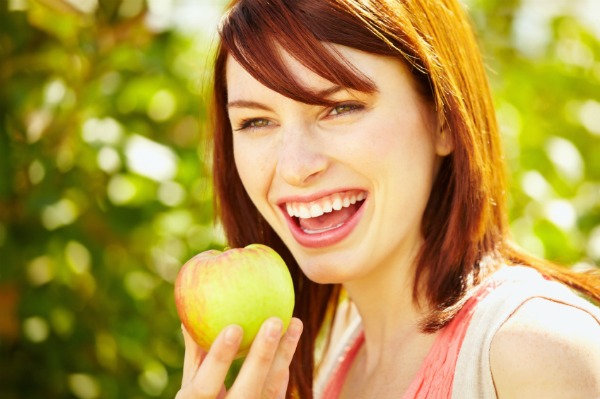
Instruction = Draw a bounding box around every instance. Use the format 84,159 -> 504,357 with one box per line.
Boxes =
218,0 -> 379,105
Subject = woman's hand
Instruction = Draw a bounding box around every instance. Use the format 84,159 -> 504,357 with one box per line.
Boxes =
176,317 -> 303,399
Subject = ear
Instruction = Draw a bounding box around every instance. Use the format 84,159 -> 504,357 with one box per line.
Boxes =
435,123 -> 454,156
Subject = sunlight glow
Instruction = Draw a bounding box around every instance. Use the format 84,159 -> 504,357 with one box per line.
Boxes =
579,100 -> 600,136
41,199 -> 79,230
82,117 -> 123,145
544,199 -> 577,230
125,135 -> 178,182
521,171 -> 552,201
545,136 -> 584,182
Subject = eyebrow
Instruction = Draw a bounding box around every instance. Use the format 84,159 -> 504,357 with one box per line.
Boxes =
227,85 -> 347,110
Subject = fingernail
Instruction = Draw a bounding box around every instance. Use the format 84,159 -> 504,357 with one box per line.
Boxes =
266,318 -> 283,341
224,325 -> 242,345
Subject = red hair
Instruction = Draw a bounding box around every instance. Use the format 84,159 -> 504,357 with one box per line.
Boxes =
210,0 -> 600,396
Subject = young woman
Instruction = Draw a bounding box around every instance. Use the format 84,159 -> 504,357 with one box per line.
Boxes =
176,0 -> 600,398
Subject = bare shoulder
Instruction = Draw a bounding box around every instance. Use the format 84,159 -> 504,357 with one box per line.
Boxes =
490,297 -> 600,399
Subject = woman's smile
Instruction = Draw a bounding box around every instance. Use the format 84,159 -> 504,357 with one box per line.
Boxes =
279,189 -> 368,248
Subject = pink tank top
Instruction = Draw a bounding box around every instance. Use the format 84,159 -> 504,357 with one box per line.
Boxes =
321,278 -> 500,398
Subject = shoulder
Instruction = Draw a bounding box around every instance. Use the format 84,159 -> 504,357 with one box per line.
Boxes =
490,297 -> 600,399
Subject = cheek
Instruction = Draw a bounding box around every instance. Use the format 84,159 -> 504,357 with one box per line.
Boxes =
350,118 -> 439,196
233,137 -> 271,200
233,141 -> 253,192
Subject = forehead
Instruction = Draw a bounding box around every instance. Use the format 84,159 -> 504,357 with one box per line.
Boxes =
225,44 -> 398,100
225,48 -> 337,97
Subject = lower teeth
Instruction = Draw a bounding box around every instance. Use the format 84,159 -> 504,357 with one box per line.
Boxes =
301,222 -> 345,235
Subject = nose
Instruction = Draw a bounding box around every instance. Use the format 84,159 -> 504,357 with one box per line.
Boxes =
276,126 -> 328,187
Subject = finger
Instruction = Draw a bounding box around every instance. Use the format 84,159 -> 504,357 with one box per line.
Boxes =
276,372 -> 289,399
228,317 -> 283,396
262,318 -> 303,398
186,324 -> 243,398
181,325 -> 206,386
175,382 -> 227,399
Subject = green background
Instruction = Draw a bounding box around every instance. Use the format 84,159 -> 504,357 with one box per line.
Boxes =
1,0 -> 599,397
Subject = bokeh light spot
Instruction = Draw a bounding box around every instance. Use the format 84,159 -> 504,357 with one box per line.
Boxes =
107,174 -> 137,205
68,374 -> 100,399
41,198 -> 79,230
588,226 -> 600,260
97,146 -> 122,174
125,134 -> 178,181
124,270 -> 159,301
82,117 -> 123,145
545,136 -> 584,182
27,256 -> 55,286
157,180 -> 186,207
544,199 -> 577,230
44,78 -> 66,105
148,89 -> 177,122
65,241 -> 92,274
579,100 -> 600,136
28,159 -> 46,185
521,171 -> 552,201
23,317 -> 49,343
138,360 -> 168,396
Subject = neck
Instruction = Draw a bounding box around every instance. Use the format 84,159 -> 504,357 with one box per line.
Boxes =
342,238 -> 432,371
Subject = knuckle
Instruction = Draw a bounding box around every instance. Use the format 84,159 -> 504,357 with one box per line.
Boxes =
262,369 -> 288,398
210,344 -> 235,365
280,340 -> 296,359
262,383 -> 281,398
255,348 -> 276,365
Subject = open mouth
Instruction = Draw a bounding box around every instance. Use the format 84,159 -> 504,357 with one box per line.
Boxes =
284,190 -> 367,235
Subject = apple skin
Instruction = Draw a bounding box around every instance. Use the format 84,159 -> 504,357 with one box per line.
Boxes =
174,244 -> 295,358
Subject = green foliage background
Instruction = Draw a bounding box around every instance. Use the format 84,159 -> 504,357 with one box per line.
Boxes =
0,0 -> 598,397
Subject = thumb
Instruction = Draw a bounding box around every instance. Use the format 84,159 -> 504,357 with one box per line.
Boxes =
181,325 -> 207,386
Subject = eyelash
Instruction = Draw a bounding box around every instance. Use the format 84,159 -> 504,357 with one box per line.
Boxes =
327,102 -> 364,117
233,102 -> 365,132
234,118 -> 271,132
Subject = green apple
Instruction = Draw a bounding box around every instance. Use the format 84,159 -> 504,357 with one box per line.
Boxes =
174,244 -> 295,358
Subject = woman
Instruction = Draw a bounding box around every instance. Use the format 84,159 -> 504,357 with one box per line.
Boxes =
177,0 -> 600,397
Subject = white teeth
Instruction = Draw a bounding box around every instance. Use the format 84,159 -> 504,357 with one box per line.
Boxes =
302,223 -> 344,234
332,194 -> 343,211
309,203 -> 324,218
284,191 -> 367,219
298,205 -> 311,219
323,199 -> 333,213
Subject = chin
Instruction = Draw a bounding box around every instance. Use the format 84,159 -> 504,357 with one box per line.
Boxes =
294,255 -> 353,285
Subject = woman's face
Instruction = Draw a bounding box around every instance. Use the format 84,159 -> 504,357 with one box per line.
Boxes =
226,46 -> 452,284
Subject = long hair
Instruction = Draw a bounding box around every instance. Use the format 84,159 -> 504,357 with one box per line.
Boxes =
210,0 -> 600,396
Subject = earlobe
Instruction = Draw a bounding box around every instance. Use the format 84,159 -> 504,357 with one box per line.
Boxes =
436,126 -> 454,156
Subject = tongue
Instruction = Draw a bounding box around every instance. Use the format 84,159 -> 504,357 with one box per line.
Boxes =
299,203 -> 360,232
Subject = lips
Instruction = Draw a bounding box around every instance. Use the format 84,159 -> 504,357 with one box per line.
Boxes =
279,190 -> 367,248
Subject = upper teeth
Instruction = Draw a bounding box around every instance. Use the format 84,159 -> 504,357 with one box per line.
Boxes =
285,191 -> 366,219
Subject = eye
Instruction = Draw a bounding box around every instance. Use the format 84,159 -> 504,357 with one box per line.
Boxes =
234,118 -> 272,131
328,102 -> 364,117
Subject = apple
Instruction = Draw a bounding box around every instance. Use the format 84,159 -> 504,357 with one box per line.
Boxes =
174,244 -> 295,358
